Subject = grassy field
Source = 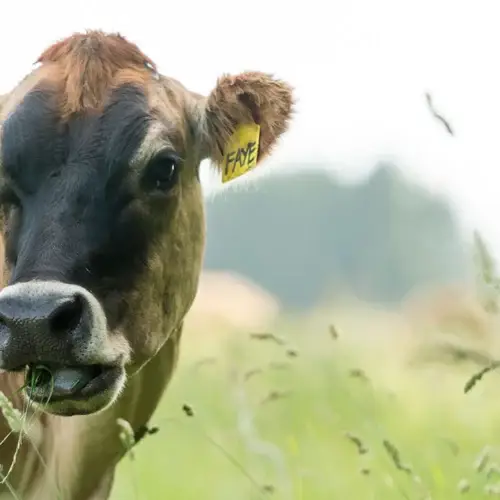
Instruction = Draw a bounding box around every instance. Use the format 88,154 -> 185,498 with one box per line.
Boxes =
109,305 -> 500,500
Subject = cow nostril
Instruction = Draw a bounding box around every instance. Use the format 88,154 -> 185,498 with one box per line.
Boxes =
49,294 -> 84,335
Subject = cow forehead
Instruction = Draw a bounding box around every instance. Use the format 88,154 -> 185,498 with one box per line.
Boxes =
1,31 -> 191,123
0,30 -> 198,186
0,82 -> 189,187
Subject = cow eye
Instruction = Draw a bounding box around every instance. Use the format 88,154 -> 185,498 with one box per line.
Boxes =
142,151 -> 181,193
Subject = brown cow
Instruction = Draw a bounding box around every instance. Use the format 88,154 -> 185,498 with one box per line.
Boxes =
0,31 -> 293,499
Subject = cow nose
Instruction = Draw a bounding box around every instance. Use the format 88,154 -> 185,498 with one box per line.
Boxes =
0,291 -> 84,338
0,281 -> 106,370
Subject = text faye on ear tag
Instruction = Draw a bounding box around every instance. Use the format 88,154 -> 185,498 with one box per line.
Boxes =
220,123 -> 261,183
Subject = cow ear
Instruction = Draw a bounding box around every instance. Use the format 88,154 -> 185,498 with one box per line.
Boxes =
199,72 -> 294,183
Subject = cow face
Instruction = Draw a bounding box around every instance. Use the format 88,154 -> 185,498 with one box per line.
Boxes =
0,31 -> 294,416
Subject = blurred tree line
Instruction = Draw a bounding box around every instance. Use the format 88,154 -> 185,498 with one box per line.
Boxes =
204,162 -> 471,310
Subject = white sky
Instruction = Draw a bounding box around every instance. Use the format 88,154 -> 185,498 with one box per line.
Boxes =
1,0 -> 500,259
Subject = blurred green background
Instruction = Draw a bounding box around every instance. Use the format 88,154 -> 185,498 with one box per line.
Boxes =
111,306 -> 500,500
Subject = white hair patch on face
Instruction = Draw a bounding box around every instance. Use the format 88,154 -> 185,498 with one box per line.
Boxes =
130,121 -> 170,167
144,61 -> 160,81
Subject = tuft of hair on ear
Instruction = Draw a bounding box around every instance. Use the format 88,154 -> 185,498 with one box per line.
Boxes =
204,71 -> 295,167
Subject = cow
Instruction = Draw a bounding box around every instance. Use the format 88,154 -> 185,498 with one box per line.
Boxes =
0,30 -> 294,499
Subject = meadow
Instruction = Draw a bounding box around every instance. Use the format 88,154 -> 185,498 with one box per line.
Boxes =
110,297 -> 500,500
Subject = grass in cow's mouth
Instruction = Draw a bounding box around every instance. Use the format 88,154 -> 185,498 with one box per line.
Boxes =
24,364 -> 57,404
27,365 -> 54,389
0,364 -> 56,493
26,364 -> 54,392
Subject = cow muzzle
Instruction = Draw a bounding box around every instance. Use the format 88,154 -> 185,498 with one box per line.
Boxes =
0,281 -> 126,415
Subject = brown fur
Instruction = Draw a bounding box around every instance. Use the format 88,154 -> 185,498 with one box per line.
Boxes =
0,30 -> 294,499
36,30 -> 156,119
204,72 -> 295,165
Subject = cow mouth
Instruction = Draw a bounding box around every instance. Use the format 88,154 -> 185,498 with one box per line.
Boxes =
24,362 -> 122,404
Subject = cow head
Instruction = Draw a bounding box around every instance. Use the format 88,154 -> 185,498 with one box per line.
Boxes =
0,31 -> 293,416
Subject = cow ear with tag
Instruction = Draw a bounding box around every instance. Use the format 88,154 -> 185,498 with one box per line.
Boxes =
200,72 -> 294,183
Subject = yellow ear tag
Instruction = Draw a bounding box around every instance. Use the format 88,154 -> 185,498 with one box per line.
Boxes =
220,123 -> 260,183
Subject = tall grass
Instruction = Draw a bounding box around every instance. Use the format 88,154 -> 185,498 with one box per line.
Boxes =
109,321 -> 500,499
